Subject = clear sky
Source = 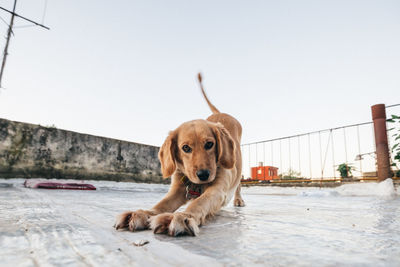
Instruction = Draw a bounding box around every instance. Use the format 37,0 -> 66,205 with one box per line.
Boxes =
0,0 -> 399,148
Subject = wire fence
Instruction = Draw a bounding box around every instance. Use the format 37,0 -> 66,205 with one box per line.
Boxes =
241,103 -> 400,181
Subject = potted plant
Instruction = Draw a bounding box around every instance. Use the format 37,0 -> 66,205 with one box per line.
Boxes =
337,163 -> 353,178
387,114 -> 400,177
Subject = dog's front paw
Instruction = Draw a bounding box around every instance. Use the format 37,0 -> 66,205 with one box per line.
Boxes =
150,212 -> 199,237
114,209 -> 152,231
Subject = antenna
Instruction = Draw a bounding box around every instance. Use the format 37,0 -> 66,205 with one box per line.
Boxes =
0,0 -> 50,88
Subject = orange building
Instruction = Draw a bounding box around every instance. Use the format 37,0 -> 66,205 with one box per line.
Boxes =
251,166 -> 279,180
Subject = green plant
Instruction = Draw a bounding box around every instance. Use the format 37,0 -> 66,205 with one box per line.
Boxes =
387,114 -> 400,172
281,168 -> 302,179
337,163 -> 353,178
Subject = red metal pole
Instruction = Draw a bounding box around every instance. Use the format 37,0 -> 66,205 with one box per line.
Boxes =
371,104 -> 391,181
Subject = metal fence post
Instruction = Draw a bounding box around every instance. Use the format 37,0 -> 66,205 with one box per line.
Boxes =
371,104 -> 391,181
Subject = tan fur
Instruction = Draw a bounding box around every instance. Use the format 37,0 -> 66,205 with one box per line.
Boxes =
114,73 -> 244,236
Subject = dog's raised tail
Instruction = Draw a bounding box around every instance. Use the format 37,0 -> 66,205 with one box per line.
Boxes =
198,73 -> 220,114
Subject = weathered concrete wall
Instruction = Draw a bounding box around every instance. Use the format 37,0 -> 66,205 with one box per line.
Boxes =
0,118 -> 165,183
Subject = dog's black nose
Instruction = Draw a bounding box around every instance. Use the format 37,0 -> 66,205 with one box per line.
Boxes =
196,169 -> 210,181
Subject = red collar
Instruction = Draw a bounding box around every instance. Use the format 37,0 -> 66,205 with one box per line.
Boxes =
181,176 -> 204,199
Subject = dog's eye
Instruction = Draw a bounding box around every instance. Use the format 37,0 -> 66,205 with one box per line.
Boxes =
182,145 -> 192,153
204,141 -> 214,150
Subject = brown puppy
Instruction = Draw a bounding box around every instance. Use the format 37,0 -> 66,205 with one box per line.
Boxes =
114,73 -> 244,236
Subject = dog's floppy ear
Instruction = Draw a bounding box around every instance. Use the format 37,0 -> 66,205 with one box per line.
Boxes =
212,123 -> 235,169
158,130 -> 178,178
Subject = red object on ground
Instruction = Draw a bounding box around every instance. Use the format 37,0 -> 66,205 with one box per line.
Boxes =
37,182 -> 96,190
24,180 -> 96,190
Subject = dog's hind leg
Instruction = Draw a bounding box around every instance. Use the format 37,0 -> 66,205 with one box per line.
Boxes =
233,183 -> 245,207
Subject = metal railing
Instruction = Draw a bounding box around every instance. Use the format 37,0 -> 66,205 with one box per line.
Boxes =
240,103 -> 400,181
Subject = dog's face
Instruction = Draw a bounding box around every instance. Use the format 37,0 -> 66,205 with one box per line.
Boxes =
159,120 -> 235,184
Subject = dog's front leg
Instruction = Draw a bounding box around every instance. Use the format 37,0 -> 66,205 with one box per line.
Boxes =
114,176 -> 187,231
150,184 -> 227,236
